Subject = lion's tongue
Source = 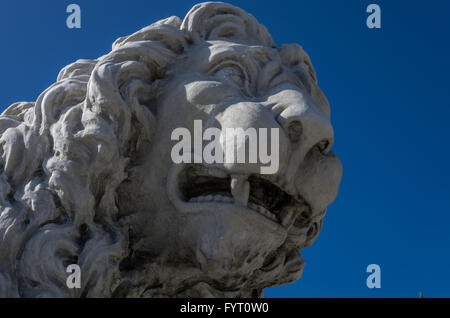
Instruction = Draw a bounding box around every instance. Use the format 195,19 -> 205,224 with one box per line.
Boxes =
230,175 -> 250,206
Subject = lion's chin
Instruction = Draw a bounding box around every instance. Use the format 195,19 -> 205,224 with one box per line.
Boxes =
132,244 -> 306,298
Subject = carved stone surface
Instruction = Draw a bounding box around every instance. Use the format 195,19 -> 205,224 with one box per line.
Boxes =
0,2 -> 342,297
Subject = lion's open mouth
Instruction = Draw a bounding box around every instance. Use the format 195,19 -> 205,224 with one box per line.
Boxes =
177,164 -> 310,228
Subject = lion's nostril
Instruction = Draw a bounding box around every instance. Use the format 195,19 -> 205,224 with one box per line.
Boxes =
287,120 -> 302,143
314,139 -> 331,155
306,221 -> 320,240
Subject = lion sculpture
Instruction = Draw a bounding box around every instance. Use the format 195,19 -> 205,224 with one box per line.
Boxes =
0,2 -> 342,297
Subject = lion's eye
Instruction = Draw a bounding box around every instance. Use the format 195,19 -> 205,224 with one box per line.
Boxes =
208,61 -> 251,96
211,62 -> 253,95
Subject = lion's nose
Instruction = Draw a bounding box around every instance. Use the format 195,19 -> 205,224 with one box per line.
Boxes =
276,94 -> 334,159
215,102 -> 290,175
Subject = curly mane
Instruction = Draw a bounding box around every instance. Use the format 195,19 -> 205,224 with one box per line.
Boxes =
0,2 -> 321,297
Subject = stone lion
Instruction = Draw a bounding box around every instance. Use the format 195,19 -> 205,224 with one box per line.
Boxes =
0,2 -> 342,297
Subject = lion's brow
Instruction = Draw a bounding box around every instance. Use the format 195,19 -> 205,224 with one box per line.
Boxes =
206,44 -> 287,92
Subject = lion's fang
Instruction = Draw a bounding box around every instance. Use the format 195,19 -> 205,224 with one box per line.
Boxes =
230,175 -> 250,206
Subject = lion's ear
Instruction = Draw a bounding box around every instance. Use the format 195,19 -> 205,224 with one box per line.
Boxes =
181,2 -> 274,47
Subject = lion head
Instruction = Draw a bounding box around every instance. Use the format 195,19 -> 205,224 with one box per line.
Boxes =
0,2 -> 342,297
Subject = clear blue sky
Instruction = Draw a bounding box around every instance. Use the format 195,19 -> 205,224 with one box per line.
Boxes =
1,0 -> 449,298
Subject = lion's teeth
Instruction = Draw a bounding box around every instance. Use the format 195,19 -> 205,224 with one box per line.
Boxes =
191,165 -> 228,178
279,208 -> 300,228
222,196 -> 232,203
189,194 -> 233,203
247,202 -> 278,222
208,167 -> 228,178
230,175 -> 249,206
215,195 -> 228,202
189,193 -> 279,223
